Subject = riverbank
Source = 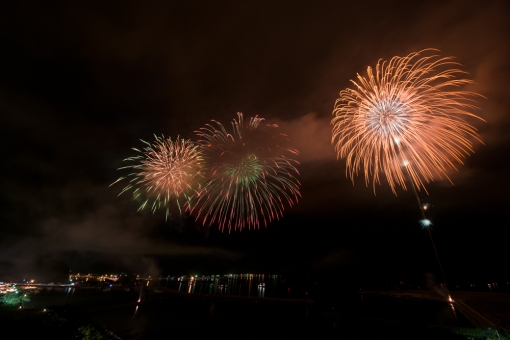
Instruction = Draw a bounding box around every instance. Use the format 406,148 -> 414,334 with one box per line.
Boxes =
2,287 -> 508,339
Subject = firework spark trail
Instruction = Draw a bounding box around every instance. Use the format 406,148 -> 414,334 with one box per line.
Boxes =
332,49 -> 485,298
405,164 -> 449,294
190,112 -> 301,232
111,135 -> 205,219
332,49 -> 484,195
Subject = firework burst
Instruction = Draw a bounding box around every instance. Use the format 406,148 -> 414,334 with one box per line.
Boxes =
111,135 -> 205,218
332,49 -> 484,194
190,112 -> 301,232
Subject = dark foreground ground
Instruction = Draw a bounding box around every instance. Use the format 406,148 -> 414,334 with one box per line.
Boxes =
1,288 -> 508,339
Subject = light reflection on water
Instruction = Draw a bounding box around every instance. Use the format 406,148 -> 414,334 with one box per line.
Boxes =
165,275 -> 280,298
22,280 -> 473,338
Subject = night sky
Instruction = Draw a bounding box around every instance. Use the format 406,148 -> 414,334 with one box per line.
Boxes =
1,0 -> 509,286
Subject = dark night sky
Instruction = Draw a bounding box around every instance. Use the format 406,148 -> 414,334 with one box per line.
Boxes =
0,0 -> 509,285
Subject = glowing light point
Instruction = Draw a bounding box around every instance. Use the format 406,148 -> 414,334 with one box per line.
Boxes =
420,219 -> 433,229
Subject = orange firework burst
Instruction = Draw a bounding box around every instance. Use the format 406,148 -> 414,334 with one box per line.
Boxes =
111,136 -> 205,218
331,49 -> 484,194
